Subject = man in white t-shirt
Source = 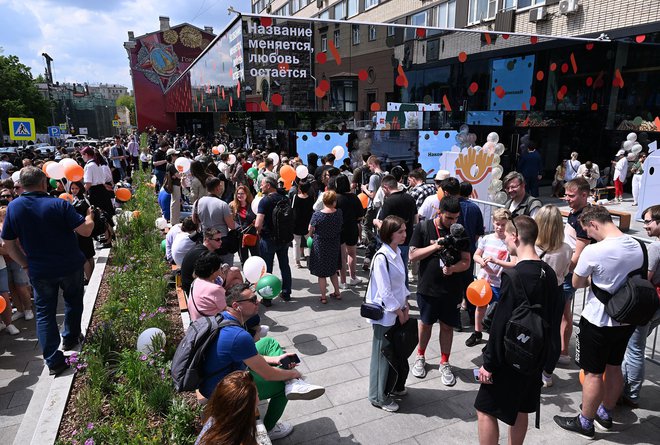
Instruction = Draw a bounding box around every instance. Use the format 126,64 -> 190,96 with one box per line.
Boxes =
554,205 -> 640,439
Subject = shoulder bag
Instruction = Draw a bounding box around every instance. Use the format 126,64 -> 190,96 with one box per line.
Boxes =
360,252 -> 388,320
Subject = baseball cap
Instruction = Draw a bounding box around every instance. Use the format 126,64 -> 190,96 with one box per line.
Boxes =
434,170 -> 451,181
166,148 -> 180,156
616,149 -> 625,157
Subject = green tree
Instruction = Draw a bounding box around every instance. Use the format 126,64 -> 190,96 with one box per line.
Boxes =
116,94 -> 136,126
0,54 -> 51,140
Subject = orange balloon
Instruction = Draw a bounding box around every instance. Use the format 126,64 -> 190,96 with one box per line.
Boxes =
42,161 -> 55,174
466,279 -> 492,307
280,165 -> 296,182
59,193 -> 74,203
115,188 -> 132,202
258,162 -> 265,169
579,369 -> 605,385
64,164 -> 84,182
133,210 -> 141,218
212,146 -> 220,155
0,296 -> 6,313
358,192 -> 369,209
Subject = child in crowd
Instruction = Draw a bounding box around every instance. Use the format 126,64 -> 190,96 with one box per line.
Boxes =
466,208 -> 516,347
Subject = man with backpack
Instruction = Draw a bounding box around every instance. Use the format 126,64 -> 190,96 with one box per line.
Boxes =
554,206 -> 644,438
475,215 -> 561,445
194,284 -> 325,441
256,176 -> 293,306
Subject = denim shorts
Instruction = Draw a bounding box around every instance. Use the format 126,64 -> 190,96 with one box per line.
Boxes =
0,268 -> 10,293
7,260 -> 29,285
562,273 -> 575,303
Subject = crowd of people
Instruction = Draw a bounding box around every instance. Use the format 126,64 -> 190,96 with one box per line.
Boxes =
1,126 -> 658,445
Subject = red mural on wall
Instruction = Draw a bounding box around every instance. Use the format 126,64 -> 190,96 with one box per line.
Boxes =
127,23 -> 215,131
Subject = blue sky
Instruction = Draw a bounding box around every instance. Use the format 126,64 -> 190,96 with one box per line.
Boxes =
0,0 -> 251,89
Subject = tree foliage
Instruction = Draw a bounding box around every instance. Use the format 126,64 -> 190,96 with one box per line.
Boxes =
0,54 -> 51,138
116,94 -> 136,126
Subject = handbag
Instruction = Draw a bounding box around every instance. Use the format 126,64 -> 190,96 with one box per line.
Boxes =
360,252 -> 388,321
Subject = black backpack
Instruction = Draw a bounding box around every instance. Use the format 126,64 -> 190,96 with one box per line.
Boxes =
171,314 -> 242,392
502,268 -> 550,376
272,195 -> 294,244
591,240 -> 659,325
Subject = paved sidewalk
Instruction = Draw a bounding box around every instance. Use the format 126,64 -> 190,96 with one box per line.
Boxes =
261,250 -> 660,445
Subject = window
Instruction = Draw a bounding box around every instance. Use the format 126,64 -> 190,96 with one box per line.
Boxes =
321,35 -> 328,52
437,0 -> 456,28
365,0 -> 379,9
292,0 -> 300,13
352,25 -> 360,45
319,10 -> 329,20
406,10 -> 428,40
516,0 -> 545,9
347,0 -> 358,17
333,1 -> 345,20
468,0 -> 497,24
330,79 -> 358,111
334,29 -> 340,48
387,25 -> 395,37
368,25 -> 377,41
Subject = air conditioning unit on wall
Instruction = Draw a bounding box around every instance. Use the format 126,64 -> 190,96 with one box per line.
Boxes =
559,0 -> 579,15
529,7 -> 547,22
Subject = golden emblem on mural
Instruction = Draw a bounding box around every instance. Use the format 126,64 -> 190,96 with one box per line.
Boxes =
455,146 -> 494,184
180,26 -> 203,48
162,29 -> 178,45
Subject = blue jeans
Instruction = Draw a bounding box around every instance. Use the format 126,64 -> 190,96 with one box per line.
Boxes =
621,308 -> 660,401
259,238 -> 292,296
154,169 -> 166,190
31,268 -> 85,368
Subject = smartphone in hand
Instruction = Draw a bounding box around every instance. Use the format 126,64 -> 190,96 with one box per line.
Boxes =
473,368 -> 480,382
279,354 -> 301,368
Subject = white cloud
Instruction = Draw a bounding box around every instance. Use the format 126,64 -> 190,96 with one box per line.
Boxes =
0,0 -> 250,87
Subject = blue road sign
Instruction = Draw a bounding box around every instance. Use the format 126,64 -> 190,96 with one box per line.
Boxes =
48,126 -> 61,138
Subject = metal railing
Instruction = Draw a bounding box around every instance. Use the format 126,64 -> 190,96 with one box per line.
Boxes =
469,197 -> 659,365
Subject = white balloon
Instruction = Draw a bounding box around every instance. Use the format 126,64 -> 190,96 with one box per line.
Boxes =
492,165 -> 503,180
151,175 -> 157,185
296,165 -> 309,179
494,191 -> 508,204
243,256 -> 267,283
631,143 -> 643,155
137,328 -> 166,354
219,144 -> 226,154
487,132 -> 500,144
483,141 -> 496,153
459,124 -> 469,134
46,162 -> 65,180
490,179 -> 503,191
59,158 -> 78,168
332,145 -> 345,160
268,152 -> 280,166
473,145 -> 482,152
11,171 -> 21,182
228,154 -> 237,165
468,133 -> 478,144
251,196 -> 262,215
627,132 -> 637,143
494,143 -> 505,156
622,140 -> 634,151
492,154 -> 500,165
174,157 -> 191,173
155,217 -> 168,230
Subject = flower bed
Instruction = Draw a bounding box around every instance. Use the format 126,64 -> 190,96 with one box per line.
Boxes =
56,171 -> 201,445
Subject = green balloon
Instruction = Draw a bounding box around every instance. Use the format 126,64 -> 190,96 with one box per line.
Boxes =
161,239 -> 166,255
49,179 -> 58,188
255,274 -> 282,300
247,167 -> 258,180
306,237 -> 313,249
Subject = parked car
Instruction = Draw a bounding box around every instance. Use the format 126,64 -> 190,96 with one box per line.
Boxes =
33,145 -> 58,157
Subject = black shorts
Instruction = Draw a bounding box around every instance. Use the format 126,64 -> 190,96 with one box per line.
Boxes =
578,317 -> 636,374
416,292 -> 461,328
474,370 -> 541,426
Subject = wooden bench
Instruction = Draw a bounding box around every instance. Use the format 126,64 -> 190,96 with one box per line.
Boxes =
560,208 -> 631,232
592,186 -> 615,201
171,265 -> 187,312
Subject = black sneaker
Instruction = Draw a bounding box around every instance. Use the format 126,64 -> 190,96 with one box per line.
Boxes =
554,415 -> 595,439
579,404 -> 612,431
261,299 -> 272,308
49,361 -> 70,376
62,334 -> 84,351
280,292 -> 291,302
465,332 -> 482,347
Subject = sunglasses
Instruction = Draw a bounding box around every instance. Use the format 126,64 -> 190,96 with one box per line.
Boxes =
235,296 -> 258,304
212,237 -> 223,242
1,194 -> 12,198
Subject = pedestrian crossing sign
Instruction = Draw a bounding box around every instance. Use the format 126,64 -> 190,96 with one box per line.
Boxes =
9,117 -> 36,141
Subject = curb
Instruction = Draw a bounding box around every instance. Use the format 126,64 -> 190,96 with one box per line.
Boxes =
12,247 -> 110,445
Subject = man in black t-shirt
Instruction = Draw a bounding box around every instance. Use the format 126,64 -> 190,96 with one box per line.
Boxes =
180,229 -> 223,294
166,149 -> 182,224
376,174 -> 418,287
409,196 -> 471,386
152,142 -> 168,190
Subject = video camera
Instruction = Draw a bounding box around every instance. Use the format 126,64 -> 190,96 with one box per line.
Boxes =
437,223 -> 470,267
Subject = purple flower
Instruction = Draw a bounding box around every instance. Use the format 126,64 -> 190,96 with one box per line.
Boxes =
67,353 -> 78,365
140,354 -> 148,361
87,422 -> 94,430
85,438 -> 95,445
157,307 -> 166,313
139,312 -> 146,321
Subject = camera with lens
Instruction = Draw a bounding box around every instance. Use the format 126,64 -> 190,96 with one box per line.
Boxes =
436,224 -> 470,267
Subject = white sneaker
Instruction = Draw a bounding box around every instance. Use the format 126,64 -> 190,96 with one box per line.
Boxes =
5,324 -> 20,335
440,363 -> 456,387
11,311 -> 25,322
542,372 -> 554,388
412,355 -> 427,378
340,283 -> 350,290
259,325 -> 269,337
285,378 -> 325,400
24,310 -> 34,321
557,354 -> 571,366
348,277 -> 363,286
373,400 -> 399,412
268,421 -> 293,440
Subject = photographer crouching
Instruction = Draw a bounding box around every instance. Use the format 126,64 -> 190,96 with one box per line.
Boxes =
409,196 -> 471,386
